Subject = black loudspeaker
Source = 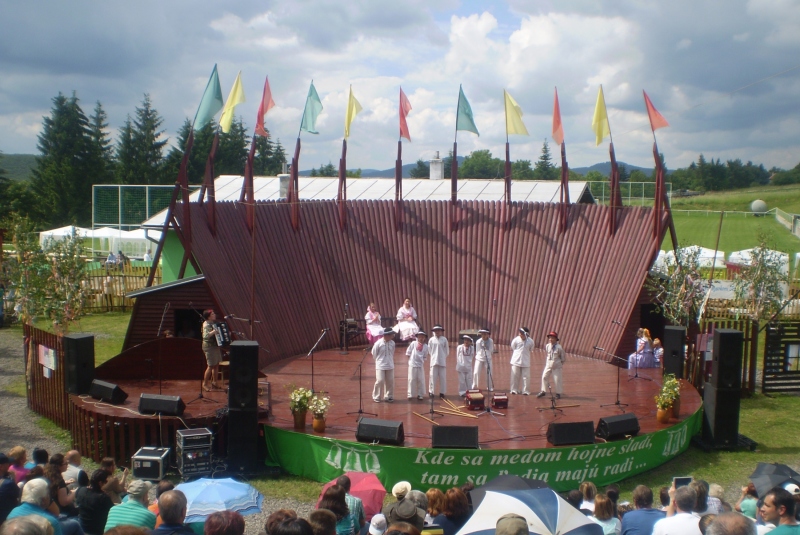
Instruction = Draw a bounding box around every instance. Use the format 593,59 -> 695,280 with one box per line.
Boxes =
546,421 -> 595,446
702,382 -> 741,447
711,329 -> 743,390
64,333 -> 95,395
596,413 -> 640,440
356,418 -> 404,446
139,394 -> 185,416
227,408 -> 259,472
89,380 -> 128,404
662,326 -> 686,378
432,426 -> 479,449
229,341 -> 259,410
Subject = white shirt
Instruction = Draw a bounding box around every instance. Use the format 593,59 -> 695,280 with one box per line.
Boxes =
475,338 -> 494,363
372,338 -> 395,370
456,344 -> 474,373
143,252 -> 152,262
545,342 -> 566,369
652,512 -> 701,535
510,335 -> 534,367
406,343 -> 428,368
428,334 -> 449,367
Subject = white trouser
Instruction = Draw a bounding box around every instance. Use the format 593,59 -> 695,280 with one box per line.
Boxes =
408,367 -> 425,398
373,369 -> 395,401
541,364 -> 563,394
457,371 -> 471,396
510,366 -> 530,394
429,365 -> 446,395
472,360 -> 494,390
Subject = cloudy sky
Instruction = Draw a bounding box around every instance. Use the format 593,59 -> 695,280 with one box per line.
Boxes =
1,0 -> 799,172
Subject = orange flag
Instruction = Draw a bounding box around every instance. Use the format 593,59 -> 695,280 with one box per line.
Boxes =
399,87 -> 412,141
255,76 -> 276,137
552,87 -> 564,145
643,90 -> 669,132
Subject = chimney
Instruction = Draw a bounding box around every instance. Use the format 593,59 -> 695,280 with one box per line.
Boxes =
430,151 -> 443,180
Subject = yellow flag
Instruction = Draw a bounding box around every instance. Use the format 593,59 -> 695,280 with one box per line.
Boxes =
219,71 -> 246,134
592,85 -> 610,146
344,85 -> 363,139
504,90 -> 528,136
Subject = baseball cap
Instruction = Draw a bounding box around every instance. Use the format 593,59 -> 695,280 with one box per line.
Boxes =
369,514 -> 387,535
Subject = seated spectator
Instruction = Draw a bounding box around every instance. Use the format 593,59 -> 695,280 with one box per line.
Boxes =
383,483 -> 424,531
653,485 -> 700,535
691,480 -> 720,516
7,448 -> 30,485
318,485 -> 359,535
620,484 -> 665,535
425,488 -> 445,524
705,512 -> 756,535
309,509 -> 338,535
384,523 -> 420,535
736,483 -> 759,519
369,515 -> 387,535
1,515 -> 55,535
565,489 -> 590,515
31,450 -> 49,469
204,511 -> 245,535
580,482 -> 597,513
6,479 -> 62,535
336,475 -> 366,531
495,514 -> 527,535
148,480 -> 175,527
431,488 -> 470,535
264,510 -> 298,535
760,487 -> 799,534
0,452 -> 21,524
591,493 -> 621,534
75,469 -> 114,535
271,518 -> 314,535
708,484 -> 732,513
151,490 -> 194,535
659,487 -> 670,511
104,480 -> 156,531
698,514 -> 716,535
406,491 -> 428,524
104,528 -> 147,535
62,452 -> 85,492
606,485 -> 621,515
99,458 -> 128,504
617,504 -> 633,519
44,454 -> 76,517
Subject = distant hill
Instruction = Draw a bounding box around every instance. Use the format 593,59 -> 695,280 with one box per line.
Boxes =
1,153 -> 37,181
571,161 -> 673,176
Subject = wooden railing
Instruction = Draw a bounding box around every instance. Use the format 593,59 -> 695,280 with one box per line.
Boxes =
24,324 -> 71,428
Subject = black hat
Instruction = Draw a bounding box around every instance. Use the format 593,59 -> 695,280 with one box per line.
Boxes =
382,328 -> 395,336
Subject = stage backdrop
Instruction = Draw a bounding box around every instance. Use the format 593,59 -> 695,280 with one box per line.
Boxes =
263,407 -> 701,491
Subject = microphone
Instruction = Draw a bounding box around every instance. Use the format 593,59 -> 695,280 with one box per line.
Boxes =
594,346 -> 605,351
224,314 -> 235,319
322,328 -> 330,332
611,320 -> 621,325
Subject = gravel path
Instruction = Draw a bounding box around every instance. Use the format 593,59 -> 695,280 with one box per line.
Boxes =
0,326 -> 316,535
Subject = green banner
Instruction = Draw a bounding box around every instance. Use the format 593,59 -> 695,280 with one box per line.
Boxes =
263,408 -> 702,492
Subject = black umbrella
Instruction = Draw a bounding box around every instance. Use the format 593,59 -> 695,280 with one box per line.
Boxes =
749,463 -> 800,498
468,474 -> 549,510
750,463 -> 800,479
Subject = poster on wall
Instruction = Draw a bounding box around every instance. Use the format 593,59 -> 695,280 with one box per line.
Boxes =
38,345 -> 56,377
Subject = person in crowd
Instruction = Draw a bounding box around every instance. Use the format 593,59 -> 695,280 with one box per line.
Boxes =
652,338 -> 664,366
0,452 -> 21,524
495,514 -> 528,535
431,488 -> 470,535
105,528 -> 147,535
264,510 -> 299,535
395,299 -> 419,342
115,251 -> 127,269
538,331 -> 565,399
736,483 -> 760,519
425,488 -> 445,523
372,328 -> 396,403
7,447 -> 30,485
104,480 -> 156,531
698,514 -> 717,535
691,480 -> 720,516
368,515 -> 387,535
62,452 -> 84,492
143,249 -> 153,263
509,327 -> 534,395
99,458 -> 127,504
271,518 -> 314,535
318,484 -> 358,535
384,523 -> 420,535
365,303 -> 384,345
591,493 -> 621,534
760,487 -> 800,534
628,328 -> 655,369
75,469 -> 114,535
6,479 -> 63,535
580,482 -> 597,513
204,511 -> 245,535
617,504 -> 634,519
406,331 -> 428,401
653,485 -> 701,535
148,480 -> 175,527
706,512 -> 757,535
606,484 -> 620,515
201,310 -> 222,392
406,491 -> 429,521
709,484 -> 732,513
31,450 -> 49,470
459,482 -> 474,515
105,252 -> 117,269
472,328 -> 494,391
565,489 -> 587,514
335,475 -> 366,531
428,326 -> 449,399
621,485 -> 665,535
309,510 -> 338,535
659,487 -> 670,511
455,335 -> 474,397
44,454 -> 76,517
383,483 -> 424,531
1,515 -> 54,535
151,490 -> 194,535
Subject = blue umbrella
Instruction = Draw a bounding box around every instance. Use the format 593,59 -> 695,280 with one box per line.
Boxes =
174,477 -> 264,523
456,489 -> 602,535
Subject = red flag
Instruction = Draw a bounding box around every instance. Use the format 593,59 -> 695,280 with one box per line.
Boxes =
255,76 -> 276,137
643,90 -> 669,132
399,87 -> 412,141
552,87 -> 564,145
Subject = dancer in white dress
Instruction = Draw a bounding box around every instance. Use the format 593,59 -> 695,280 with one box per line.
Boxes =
365,303 -> 383,345
395,298 -> 419,341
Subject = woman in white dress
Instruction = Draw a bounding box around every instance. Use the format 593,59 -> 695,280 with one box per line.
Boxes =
395,298 -> 419,341
628,328 -> 655,369
365,303 -> 383,345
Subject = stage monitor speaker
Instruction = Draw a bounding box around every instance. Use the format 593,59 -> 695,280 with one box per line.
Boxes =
139,394 -> 185,416
64,333 -> 95,395
227,408 -> 259,472
662,326 -> 686,378
596,413 -> 640,440
432,426 -> 479,449
356,418 -> 404,446
546,421 -> 595,446
229,341 -> 259,410
711,329 -> 743,390
702,382 -> 741,447
89,380 -> 128,404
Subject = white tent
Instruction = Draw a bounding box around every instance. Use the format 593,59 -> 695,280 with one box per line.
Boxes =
679,245 -> 726,269
652,250 -> 675,273
39,225 -> 91,246
728,248 -> 790,276
115,229 -> 161,258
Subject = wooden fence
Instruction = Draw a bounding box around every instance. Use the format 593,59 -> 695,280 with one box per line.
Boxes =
762,321 -> 800,394
24,324 -> 71,428
82,263 -> 161,313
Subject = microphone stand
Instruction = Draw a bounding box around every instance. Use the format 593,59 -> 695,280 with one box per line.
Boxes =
594,346 -> 629,411
306,329 -> 329,393
156,302 -> 170,395
628,344 -> 654,383
484,345 -> 494,392
347,347 -> 377,419
340,303 -> 350,355
538,384 -> 579,413
188,323 -> 220,406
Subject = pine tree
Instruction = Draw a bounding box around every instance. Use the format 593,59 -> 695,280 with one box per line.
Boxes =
409,159 -> 430,178
216,117 -> 249,176
532,139 -> 558,180
87,101 -> 115,184
115,116 -> 136,185
162,119 -> 217,184
127,94 -> 168,185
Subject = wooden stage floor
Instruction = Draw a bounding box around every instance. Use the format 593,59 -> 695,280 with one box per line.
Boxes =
261,345 -> 701,450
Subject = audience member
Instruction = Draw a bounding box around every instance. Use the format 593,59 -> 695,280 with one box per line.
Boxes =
6,479 -> 62,535
653,485 -> 701,535
148,480 -> 176,528
75,469 -> 114,535
318,485 -> 358,535
617,504 -> 633,519
693,480 -> 723,515
1,515 -> 55,535
709,484 -> 733,513
760,487 -> 799,534
368,515 -> 387,535
425,488 -> 445,521
580,481 -> 598,513
44,454 -> 76,516
0,452 -> 21,524
383,483 -> 424,530
336,475 -> 366,530
384,523 -> 420,535
698,514 -> 717,535
31,450 -> 49,469
591,493 -> 621,534
606,484 -> 621,515
431,488 -> 470,535
99,458 -> 128,504
62,452 -> 85,492
151,490 -> 194,535
495,514 -> 528,535
104,480 -> 156,531
736,483 -> 759,519
104,528 -> 147,535
309,510 -> 338,535
7,448 -> 30,485
265,510 -> 298,535
659,487 -> 670,511
565,489 -> 583,511
204,511 -> 245,535
621,484 -> 665,535
707,512 -> 759,535
406,490 -> 428,519
271,518 -> 314,535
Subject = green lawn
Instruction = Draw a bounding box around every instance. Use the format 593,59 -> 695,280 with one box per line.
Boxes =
670,184 -> 800,214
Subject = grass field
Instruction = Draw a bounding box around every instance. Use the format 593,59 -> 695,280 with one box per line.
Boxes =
670,184 -> 800,214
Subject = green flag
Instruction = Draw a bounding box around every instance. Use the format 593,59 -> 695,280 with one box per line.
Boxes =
300,81 -> 323,134
456,85 -> 479,136
193,64 -> 224,131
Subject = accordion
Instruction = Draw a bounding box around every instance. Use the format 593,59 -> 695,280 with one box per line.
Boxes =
214,322 -> 231,346
465,389 -> 485,411
491,392 -> 508,409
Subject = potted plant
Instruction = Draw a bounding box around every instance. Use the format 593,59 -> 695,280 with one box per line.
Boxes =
309,392 -> 331,433
662,373 -> 681,417
655,391 -> 673,423
288,385 -> 314,430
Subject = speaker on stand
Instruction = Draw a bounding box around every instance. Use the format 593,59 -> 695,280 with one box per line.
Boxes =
701,329 -> 746,449
662,326 -> 686,378
64,333 -> 95,395
227,341 -> 260,473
